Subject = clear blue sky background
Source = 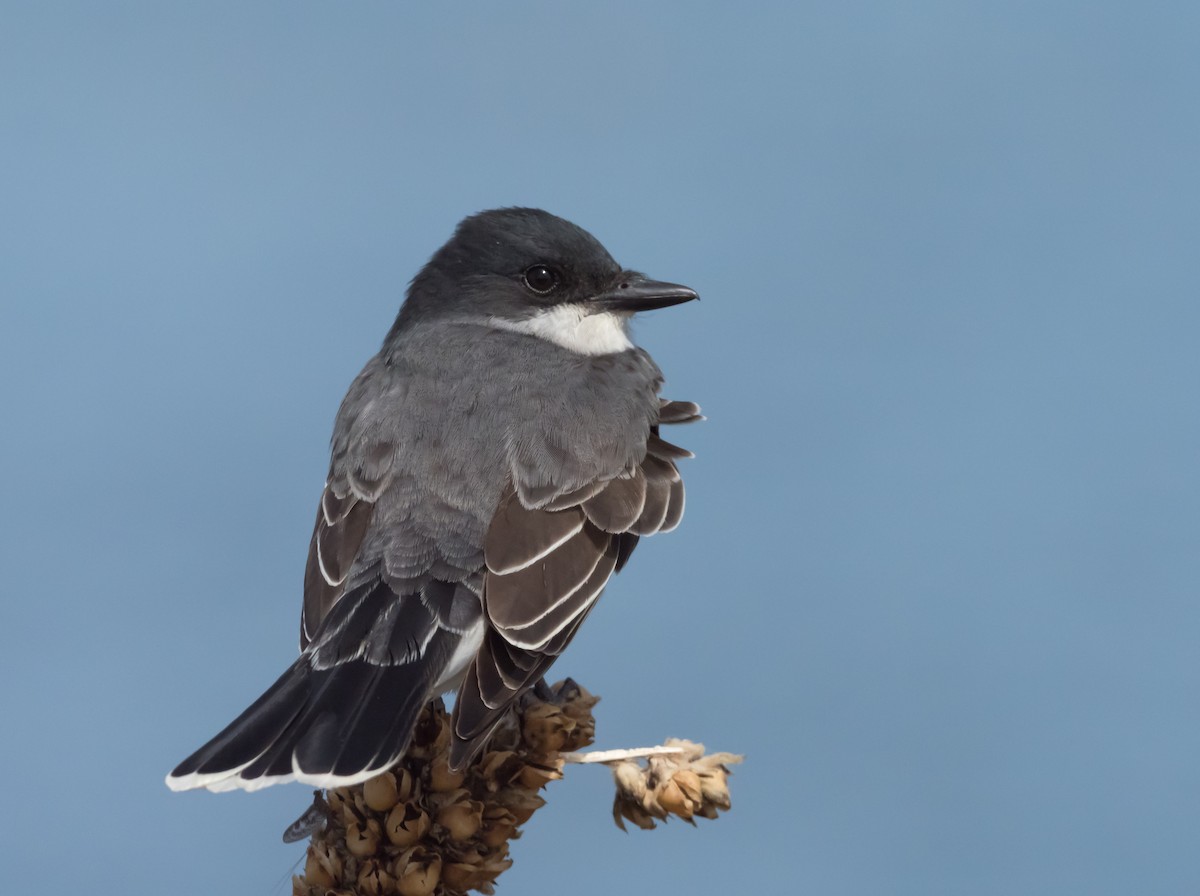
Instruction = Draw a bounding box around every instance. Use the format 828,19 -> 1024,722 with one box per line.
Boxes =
2,3 -> 1198,894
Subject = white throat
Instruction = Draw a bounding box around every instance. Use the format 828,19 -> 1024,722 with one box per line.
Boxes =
492,305 -> 633,356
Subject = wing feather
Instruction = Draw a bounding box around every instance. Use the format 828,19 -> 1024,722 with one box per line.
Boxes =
660,477 -> 686,533
647,434 -> 694,460
448,397 -> 699,769
582,467 -> 647,532
485,493 -> 586,575
658,399 -> 703,424
498,541 -> 617,651
301,440 -> 394,650
484,524 -> 608,631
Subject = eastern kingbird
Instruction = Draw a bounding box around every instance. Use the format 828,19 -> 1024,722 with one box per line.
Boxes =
167,208 -> 700,792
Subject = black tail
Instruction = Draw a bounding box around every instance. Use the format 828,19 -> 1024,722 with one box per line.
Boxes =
167,580 -> 459,792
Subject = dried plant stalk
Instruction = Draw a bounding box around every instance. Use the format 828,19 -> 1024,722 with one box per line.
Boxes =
291,681 -> 741,896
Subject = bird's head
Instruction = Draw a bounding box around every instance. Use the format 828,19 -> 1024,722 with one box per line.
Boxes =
392,208 -> 697,355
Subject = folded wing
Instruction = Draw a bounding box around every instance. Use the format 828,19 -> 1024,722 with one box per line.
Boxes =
450,399 -> 698,767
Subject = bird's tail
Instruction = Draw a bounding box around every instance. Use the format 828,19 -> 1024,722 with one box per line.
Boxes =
166,657 -> 438,792
166,582 -> 457,793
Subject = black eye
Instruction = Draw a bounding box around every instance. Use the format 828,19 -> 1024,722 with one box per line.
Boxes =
523,264 -> 560,295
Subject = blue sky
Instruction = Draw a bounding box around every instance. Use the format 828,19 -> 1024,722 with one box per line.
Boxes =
3,3 -> 1199,894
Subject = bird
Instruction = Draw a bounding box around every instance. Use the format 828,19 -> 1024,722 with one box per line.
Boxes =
166,207 -> 700,793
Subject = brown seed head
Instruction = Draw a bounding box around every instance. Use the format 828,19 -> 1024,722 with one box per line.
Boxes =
436,793 -> 485,841
517,758 -> 565,790
303,845 -> 337,889
355,858 -> 394,896
441,861 -> 483,892
393,847 -> 442,896
428,754 -> 467,792
363,772 -> 399,811
384,802 -> 431,848
655,776 -> 695,821
344,819 -> 381,858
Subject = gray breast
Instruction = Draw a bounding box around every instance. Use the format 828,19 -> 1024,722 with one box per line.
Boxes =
332,323 -> 663,595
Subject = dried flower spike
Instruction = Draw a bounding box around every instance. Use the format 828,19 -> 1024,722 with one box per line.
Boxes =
291,685 -> 742,896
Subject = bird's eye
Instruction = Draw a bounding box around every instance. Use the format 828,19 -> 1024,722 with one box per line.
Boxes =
523,264 -> 560,295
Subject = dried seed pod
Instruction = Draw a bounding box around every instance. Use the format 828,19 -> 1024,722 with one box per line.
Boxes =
336,786 -> 368,829
673,769 -> 703,805
363,772 -> 399,811
436,795 -> 485,841
428,754 -> 466,792
521,703 -> 573,754
425,785 -> 471,813
339,802 -> 361,830
355,858 -> 394,896
655,776 -> 694,821
557,684 -> 600,750
325,788 -> 349,815
303,845 -> 337,889
441,861 -> 483,892
517,759 -> 564,790
557,680 -> 599,717
385,802 -> 431,848
477,750 -> 523,789
394,766 -> 417,802
393,847 -> 442,896
612,760 -> 664,830
697,766 -> 731,810
454,847 -> 484,866
480,818 -> 519,848
478,808 -> 521,847
563,718 -> 596,751
645,754 -> 672,788
613,797 -> 658,831
493,789 -> 545,825
316,840 -> 344,880
612,760 -> 648,802
482,804 -> 517,823
344,819 -> 380,858
478,854 -> 514,882
694,801 -> 721,820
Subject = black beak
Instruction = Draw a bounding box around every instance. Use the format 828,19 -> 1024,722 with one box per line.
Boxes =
589,274 -> 699,313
